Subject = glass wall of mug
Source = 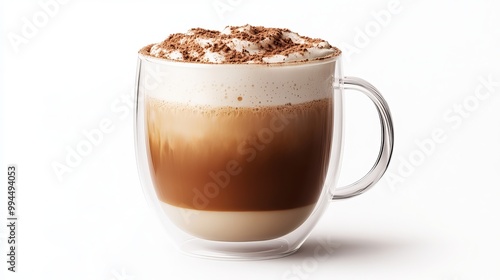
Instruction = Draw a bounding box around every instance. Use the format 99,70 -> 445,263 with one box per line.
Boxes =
134,55 -> 345,259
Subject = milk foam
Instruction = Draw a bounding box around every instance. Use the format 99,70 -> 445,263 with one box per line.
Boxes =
139,56 -> 337,107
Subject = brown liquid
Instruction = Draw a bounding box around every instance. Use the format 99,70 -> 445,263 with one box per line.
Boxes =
146,97 -> 332,212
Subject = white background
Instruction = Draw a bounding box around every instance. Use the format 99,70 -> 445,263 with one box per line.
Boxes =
1,0 -> 500,279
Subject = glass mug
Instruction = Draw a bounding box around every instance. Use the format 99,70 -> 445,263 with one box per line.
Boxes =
134,52 -> 394,260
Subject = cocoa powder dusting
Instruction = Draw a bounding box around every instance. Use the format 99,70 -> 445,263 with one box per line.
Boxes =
139,25 -> 341,64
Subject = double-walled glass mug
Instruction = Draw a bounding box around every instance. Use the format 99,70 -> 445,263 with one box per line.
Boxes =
134,50 -> 394,260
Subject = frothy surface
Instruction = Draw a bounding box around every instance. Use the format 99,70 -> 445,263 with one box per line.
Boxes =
140,25 -> 341,64
138,56 -> 336,107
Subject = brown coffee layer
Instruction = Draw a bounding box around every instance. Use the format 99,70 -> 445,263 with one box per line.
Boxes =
146,98 -> 333,211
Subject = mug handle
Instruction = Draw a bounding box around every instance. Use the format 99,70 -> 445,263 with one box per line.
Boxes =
332,76 -> 394,200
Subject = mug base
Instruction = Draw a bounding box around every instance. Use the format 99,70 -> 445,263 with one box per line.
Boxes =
178,238 -> 300,260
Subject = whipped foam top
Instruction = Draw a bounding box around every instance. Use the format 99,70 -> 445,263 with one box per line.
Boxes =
140,25 -> 341,64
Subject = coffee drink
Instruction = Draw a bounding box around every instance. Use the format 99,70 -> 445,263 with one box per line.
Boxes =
139,25 -> 341,241
146,98 -> 332,241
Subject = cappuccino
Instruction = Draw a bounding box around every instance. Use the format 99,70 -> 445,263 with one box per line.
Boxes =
139,25 -> 341,241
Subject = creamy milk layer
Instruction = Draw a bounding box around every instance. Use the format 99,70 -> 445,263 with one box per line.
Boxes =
161,202 -> 316,241
141,25 -> 341,64
138,58 -> 336,107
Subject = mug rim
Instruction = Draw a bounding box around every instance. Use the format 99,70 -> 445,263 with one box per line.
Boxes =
137,49 -> 340,68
